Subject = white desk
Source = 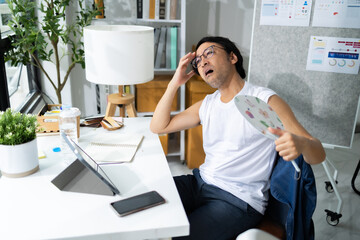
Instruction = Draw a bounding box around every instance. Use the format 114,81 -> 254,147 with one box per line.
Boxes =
0,117 -> 189,240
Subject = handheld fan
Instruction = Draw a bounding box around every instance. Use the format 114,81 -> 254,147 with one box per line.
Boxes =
234,95 -> 300,173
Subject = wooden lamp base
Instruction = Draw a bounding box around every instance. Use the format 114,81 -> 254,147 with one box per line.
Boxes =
105,86 -> 137,117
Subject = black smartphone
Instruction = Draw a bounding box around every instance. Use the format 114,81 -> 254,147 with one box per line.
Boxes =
110,191 -> 166,217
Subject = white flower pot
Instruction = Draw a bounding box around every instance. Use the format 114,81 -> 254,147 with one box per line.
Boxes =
0,138 -> 39,178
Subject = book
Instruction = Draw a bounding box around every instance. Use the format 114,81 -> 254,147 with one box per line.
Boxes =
155,0 -> 160,19
155,27 -> 167,68
94,0 -> 105,19
143,0 -> 149,19
170,26 -> 177,69
80,116 -> 103,128
149,0 -> 155,19
165,0 -> 171,19
136,0 -> 142,18
170,0 -> 178,20
85,133 -> 144,163
153,28 -> 161,61
159,0 -> 166,19
177,26 -> 181,66
165,27 -> 172,69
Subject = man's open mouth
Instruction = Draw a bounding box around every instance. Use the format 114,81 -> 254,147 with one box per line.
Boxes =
205,69 -> 213,76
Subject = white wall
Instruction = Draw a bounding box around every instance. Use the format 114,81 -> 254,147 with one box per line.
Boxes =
186,0 -> 255,74
36,0 -> 73,107
66,0 -> 98,117
37,0 -> 99,117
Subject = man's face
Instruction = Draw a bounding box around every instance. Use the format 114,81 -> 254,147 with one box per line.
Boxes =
195,42 -> 234,89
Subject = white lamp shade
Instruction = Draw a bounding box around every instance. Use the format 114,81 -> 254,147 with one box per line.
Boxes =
84,25 -> 154,85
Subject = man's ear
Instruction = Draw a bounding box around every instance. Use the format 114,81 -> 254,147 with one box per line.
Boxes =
229,52 -> 238,64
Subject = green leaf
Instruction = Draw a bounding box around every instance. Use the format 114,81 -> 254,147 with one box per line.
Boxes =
0,109 -> 38,145
5,0 -> 97,103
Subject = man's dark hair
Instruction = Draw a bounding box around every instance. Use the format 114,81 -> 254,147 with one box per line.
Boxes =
193,36 -> 246,79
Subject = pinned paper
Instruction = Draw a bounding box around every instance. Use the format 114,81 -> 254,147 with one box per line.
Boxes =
312,0 -> 360,28
306,36 -> 360,74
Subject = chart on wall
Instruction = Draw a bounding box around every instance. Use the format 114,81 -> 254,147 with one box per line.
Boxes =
260,0 -> 312,26
306,36 -> 360,74
249,0 -> 360,148
312,0 -> 360,28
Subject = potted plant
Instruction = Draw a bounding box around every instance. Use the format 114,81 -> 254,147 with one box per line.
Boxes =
0,109 -> 40,177
4,0 -> 100,104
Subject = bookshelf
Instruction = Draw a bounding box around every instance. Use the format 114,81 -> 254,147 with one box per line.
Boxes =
136,0 -> 186,161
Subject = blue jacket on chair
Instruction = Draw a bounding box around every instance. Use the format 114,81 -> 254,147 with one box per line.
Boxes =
270,154 -> 317,240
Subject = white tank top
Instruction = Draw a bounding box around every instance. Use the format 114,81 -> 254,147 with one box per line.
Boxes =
199,81 -> 277,214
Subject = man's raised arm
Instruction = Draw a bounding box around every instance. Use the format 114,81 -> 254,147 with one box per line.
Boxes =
150,52 -> 201,134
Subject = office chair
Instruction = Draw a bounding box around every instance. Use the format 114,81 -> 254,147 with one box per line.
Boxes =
237,154 -> 316,240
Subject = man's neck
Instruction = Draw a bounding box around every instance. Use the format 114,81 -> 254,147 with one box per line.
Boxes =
219,74 -> 245,103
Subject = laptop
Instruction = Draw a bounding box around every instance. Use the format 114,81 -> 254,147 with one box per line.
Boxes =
51,132 -> 120,196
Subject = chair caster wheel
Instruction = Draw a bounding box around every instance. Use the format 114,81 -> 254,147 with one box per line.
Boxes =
325,209 -> 342,226
325,180 -> 338,193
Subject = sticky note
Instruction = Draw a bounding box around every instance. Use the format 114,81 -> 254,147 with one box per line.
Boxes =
38,150 -> 46,159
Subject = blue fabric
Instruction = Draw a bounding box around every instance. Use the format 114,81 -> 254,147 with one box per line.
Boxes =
173,168 -> 263,240
270,155 -> 317,240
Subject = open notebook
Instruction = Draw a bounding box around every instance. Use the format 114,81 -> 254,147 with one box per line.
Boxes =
85,133 -> 143,163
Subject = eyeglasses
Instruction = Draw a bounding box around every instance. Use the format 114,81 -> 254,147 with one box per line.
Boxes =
191,45 -> 226,69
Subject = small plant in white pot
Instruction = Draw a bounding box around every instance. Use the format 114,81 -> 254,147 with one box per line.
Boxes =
0,109 -> 40,178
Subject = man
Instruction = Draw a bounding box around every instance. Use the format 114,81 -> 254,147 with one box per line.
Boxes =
150,36 -> 325,240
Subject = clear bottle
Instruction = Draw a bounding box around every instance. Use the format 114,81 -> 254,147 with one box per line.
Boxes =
59,105 -> 81,165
